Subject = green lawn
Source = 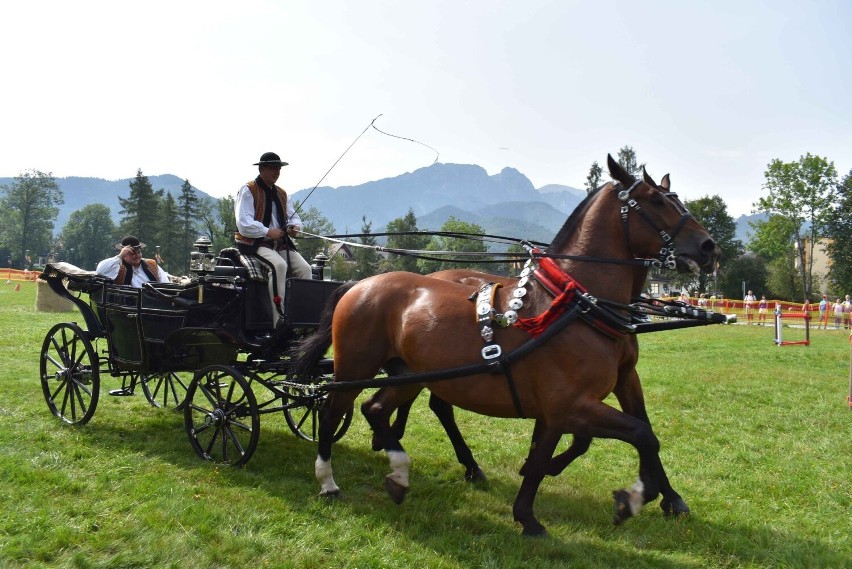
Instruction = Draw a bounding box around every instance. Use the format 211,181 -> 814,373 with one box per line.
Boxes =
1,281 -> 850,568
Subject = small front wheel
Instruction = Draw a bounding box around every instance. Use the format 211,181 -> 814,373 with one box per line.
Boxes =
142,371 -> 190,409
283,385 -> 353,443
184,366 -> 259,467
40,322 -> 99,425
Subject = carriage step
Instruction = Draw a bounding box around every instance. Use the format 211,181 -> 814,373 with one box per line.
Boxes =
108,387 -> 136,397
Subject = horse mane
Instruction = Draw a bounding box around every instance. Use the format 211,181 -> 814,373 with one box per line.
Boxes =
549,182 -> 613,250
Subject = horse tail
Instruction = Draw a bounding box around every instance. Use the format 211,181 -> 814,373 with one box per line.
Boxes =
291,281 -> 356,378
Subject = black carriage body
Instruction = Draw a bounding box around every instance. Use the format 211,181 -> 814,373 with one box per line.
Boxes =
41,262 -> 341,375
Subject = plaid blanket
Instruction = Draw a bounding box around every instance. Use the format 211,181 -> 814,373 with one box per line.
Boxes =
217,247 -> 269,283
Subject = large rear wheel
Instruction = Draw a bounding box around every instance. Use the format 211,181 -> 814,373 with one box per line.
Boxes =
40,322 -> 99,425
184,366 -> 259,467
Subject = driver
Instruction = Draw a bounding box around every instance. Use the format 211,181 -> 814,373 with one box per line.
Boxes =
96,235 -> 171,286
234,152 -> 313,327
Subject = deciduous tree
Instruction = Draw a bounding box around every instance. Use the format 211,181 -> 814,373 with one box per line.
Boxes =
382,209 -> 431,273
57,204 -> 116,270
825,169 -> 852,295
0,170 -> 63,268
417,217 -> 490,273
683,195 -> 740,293
755,153 -> 837,299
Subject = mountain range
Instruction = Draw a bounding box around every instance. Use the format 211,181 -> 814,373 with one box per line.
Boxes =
2,164 -> 759,246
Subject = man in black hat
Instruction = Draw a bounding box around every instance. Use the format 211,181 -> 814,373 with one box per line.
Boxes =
96,235 -> 172,286
234,152 -> 313,326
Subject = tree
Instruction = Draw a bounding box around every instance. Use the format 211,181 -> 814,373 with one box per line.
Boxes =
683,195 -> 741,293
584,161 -> 603,195
156,193 -> 182,272
718,253 -> 768,300
382,209 -> 431,273
0,170 -> 63,268
295,203 -> 336,263
177,179 -> 200,272
824,169 -> 852,295
616,146 -> 645,178
755,153 -> 837,299
57,204 -> 116,270
748,215 -> 800,300
354,216 -> 381,278
117,169 -> 164,245
197,196 -> 236,253
416,217 -> 490,273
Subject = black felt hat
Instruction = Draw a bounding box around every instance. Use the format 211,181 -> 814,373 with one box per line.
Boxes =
253,152 -> 289,167
115,235 -> 146,251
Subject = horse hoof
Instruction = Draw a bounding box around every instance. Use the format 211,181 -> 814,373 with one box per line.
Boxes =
612,489 -> 634,525
520,521 -> 548,537
465,466 -> 487,483
384,476 -> 408,504
661,497 -> 690,518
370,432 -> 382,452
319,489 -> 340,499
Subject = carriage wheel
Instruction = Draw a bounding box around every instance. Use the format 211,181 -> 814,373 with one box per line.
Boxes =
141,371 -> 190,409
184,365 -> 259,467
283,386 -> 353,443
40,322 -> 100,425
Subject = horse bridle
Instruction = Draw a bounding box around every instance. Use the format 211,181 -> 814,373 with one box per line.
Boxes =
617,180 -> 693,270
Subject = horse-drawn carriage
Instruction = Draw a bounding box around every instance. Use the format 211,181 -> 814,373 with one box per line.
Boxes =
38,248 -> 352,467
39,156 -> 738,535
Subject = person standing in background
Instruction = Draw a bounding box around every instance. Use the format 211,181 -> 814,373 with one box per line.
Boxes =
744,290 -> 756,324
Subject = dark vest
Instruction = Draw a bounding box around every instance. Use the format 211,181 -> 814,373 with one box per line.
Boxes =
234,178 -> 289,250
115,258 -> 160,285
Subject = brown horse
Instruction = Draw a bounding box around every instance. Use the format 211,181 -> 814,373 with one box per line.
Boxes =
361,171 -> 682,494
295,155 -> 718,536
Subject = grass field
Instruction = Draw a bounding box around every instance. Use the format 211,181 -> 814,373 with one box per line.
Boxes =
1,280 -> 850,568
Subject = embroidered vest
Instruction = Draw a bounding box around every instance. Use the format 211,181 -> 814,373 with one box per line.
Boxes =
234,179 -> 289,247
115,259 -> 160,285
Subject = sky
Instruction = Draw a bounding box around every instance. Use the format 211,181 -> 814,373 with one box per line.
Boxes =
1,0 -> 850,217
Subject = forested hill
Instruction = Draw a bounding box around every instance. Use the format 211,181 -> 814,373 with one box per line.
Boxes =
0,175 -> 211,232
289,163 -> 585,242
4,164 -> 585,243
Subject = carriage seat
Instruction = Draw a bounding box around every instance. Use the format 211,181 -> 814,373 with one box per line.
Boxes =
214,247 -> 268,282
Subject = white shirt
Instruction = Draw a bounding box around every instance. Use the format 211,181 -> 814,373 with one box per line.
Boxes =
95,255 -> 171,287
235,184 -> 302,239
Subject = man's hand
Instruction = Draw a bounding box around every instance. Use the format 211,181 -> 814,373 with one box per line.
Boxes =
266,227 -> 285,240
286,225 -> 300,238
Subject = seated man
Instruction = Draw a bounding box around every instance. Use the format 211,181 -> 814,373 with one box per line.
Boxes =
234,152 -> 313,327
96,235 -> 171,286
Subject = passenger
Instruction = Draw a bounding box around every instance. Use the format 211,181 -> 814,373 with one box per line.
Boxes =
234,151 -> 312,327
96,235 -> 171,286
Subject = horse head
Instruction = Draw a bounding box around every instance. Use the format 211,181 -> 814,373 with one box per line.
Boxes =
607,154 -> 719,274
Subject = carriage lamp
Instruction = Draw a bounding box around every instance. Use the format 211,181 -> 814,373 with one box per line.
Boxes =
190,236 -> 216,275
311,251 -> 331,281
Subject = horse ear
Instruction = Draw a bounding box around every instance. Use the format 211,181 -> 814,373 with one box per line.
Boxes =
660,173 -> 671,191
607,154 -> 635,186
642,167 -> 657,187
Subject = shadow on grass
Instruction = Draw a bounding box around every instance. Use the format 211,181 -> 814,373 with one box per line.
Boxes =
72,401 -> 847,568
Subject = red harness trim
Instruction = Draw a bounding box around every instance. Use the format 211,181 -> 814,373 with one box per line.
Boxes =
514,253 -> 588,338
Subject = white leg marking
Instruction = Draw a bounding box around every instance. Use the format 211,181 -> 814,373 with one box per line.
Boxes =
386,450 -> 411,488
629,479 -> 645,516
315,455 -> 340,495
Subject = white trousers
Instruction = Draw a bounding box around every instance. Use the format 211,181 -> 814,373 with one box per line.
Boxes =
255,246 -> 313,326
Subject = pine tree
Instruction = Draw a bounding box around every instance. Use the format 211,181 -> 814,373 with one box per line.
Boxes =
177,179 -> 200,271
117,169 -> 163,246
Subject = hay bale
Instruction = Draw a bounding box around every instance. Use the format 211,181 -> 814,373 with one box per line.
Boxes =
36,278 -> 75,312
